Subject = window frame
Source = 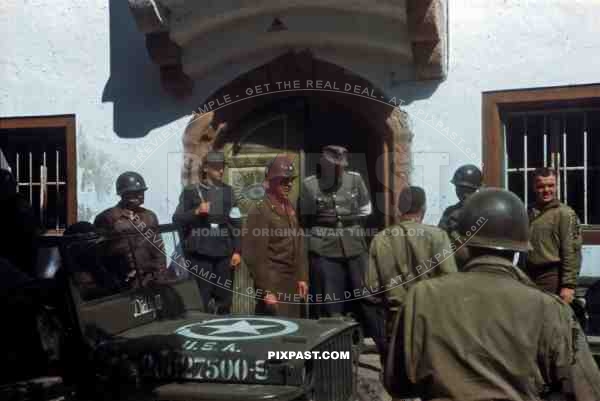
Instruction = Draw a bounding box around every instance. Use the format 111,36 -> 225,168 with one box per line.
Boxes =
0,115 -> 77,234
482,84 -> 600,244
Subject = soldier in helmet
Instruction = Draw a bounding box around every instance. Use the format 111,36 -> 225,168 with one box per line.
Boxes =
243,154 -> 308,317
173,150 -> 241,314
94,171 -> 166,287
438,164 -> 482,269
385,188 -> 580,401
438,164 -> 482,233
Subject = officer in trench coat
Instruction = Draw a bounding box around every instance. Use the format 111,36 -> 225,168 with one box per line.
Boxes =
299,145 -> 384,346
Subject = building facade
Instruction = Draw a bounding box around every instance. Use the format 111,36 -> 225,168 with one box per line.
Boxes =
2,0 -> 600,282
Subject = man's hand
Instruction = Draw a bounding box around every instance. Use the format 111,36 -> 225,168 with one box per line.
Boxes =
560,287 -> 575,304
195,201 -> 210,216
230,252 -> 241,268
265,293 -> 278,305
297,281 -> 308,299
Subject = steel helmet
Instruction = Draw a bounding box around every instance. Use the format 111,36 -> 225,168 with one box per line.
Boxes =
458,187 -> 529,252
451,164 -> 483,189
116,172 -> 148,196
265,155 -> 297,181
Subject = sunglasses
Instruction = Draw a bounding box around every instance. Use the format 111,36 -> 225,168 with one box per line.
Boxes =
278,177 -> 296,185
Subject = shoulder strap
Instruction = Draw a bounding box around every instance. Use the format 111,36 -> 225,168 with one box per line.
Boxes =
398,222 -> 432,281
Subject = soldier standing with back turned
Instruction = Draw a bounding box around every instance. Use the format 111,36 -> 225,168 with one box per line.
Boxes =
173,151 -> 242,314
365,185 -> 457,357
385,188 -> 578,401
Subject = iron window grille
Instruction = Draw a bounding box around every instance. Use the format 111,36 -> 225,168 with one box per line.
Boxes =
503,108 -> 600,225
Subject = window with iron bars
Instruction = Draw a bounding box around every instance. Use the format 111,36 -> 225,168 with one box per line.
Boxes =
0,116 -> 77,234
503,109 -> 600,225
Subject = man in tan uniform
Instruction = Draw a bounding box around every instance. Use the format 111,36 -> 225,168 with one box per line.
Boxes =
365,186 -> 457,356
243,155 -> 308,318
527,167 -> 583,304
384,188 -> 577,401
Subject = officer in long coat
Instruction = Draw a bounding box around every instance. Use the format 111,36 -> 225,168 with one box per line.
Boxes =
94,171 -> 166,287
299,146 -> 372,316
365,186 -> 457,356
527,167 -> 583,304
173,151 -> 241,314
243,155 -> 308,318
385,188 -> 579,401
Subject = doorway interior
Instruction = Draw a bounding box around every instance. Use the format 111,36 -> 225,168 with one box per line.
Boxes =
222,96 -> 384,229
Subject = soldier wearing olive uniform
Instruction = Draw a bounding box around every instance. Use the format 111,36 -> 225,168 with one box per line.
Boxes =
527,167 -> 583,304
94,172 -> 166,287
438,164 -> 482,233
243,155 -> 308,318
438,164 -> 482,269
385,188 -> 579,401
366,186 -> 457,356
173,151 -> 241,314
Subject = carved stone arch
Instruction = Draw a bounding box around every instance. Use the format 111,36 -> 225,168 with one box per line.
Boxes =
181,51 -> 412,225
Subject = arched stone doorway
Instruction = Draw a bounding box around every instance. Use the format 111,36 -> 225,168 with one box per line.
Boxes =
180,51 -> 412,313
181,51 -> 412,226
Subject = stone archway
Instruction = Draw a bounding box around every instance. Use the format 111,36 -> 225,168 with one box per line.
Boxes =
181,50 -> 412,225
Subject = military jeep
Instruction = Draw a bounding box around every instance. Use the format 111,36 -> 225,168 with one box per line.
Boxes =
1,224 -> 362,401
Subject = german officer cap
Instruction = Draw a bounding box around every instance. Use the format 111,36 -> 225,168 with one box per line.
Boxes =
321,145 -> 349,167
206,151 -> 225,164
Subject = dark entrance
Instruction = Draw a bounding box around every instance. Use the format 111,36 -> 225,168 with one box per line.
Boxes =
218,96 -> 384,314
221,96 -> 383,229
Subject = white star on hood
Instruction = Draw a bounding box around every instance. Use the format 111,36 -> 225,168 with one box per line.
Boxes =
202,320 -> 278,336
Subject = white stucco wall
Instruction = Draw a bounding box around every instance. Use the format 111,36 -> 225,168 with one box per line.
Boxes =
1,0 -> 599,231
391,0 -> 600,223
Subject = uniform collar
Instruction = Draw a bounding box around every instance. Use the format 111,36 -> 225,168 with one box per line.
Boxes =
533,198 -> 560,213
399,216 -> 421,224
116,202 -> 141,216
265,192 -> 295,217
463,255 -> 532,284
